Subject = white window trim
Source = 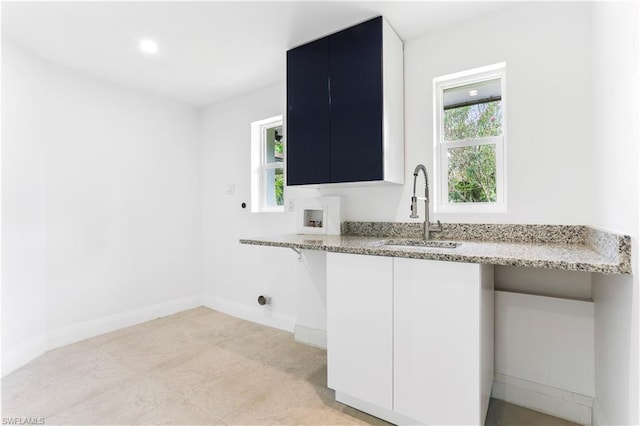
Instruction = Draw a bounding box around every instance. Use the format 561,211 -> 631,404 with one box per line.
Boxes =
251,115 -> 284,213
433,62 -> 507,213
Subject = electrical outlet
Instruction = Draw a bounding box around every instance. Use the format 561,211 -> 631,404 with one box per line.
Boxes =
287,199 -> 295,212
225,183 -> 235,195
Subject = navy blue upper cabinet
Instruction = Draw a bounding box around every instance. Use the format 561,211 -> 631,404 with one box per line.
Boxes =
329,17 -> 383,183
287,38 -> 331,185
286,16 -> 404,186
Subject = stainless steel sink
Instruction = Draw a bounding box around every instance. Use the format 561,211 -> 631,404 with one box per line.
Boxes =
382,239 -> 461,249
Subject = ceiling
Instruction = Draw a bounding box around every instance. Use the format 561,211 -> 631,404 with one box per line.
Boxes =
2,1 -> 514,107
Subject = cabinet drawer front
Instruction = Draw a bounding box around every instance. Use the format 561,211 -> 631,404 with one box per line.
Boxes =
326,252 -> 393,410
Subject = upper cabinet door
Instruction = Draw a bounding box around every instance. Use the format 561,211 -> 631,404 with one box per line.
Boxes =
286,16 -> 403,186
286,37 -> 331,185
329,17 -> 384,183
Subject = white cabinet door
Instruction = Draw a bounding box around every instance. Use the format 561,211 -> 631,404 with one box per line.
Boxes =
393,258 -> 493,425
326,252 -> 393,411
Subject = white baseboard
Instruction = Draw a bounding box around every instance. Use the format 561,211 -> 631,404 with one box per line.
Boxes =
2,334 -> 47,377
203,294 -> 295,332
294,325 -> 327,349
46,296 -> 201,350
591,401 -> 607,426
5,295 -> 294,377
492,373 -> 593,425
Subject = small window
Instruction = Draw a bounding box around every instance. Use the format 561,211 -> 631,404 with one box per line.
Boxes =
251,115 -> 284,212
434,63 -> 506,213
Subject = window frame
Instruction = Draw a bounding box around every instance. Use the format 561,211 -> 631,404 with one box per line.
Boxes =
250,115 -> 284,213
433,63 -> 507,213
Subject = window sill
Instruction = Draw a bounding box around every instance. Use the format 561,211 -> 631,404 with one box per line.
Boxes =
254,206 -> 285,213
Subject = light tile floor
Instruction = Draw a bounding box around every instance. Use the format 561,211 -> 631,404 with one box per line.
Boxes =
2,307 -> 580,425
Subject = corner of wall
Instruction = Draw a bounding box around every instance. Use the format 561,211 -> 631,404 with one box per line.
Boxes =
2,335 -> 47,377
45,296 -> 202,351
591,401 -> 607,426
203,293 -> 295,333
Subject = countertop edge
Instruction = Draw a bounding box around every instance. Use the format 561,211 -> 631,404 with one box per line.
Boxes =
238,237 -> 630,275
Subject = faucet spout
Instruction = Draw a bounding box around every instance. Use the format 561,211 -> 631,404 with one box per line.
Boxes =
412,164 -> 428,201
410,164 -> 442,240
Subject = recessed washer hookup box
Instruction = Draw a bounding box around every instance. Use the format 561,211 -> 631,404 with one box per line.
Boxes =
296,197 -> 342,235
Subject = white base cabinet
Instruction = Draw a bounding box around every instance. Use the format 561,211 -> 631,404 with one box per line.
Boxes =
394,258 -> 494,425
326,252 -> 393,410
327,253 -> 494,425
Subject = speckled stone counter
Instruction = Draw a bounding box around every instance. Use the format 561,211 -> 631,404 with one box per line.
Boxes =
240,223 -> 631,274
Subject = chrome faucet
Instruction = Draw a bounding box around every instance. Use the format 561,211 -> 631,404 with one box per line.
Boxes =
410,164 -> 442,240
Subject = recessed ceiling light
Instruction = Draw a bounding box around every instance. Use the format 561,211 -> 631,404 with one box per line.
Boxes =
468,89 -> 478,97
139,39 -> 158,55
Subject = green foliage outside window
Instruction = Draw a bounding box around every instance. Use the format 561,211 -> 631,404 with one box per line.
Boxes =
275,169 -> 284,205
275,139 -> 283,155
448,145 -> 496,202
265,127 -> 284,207
444,101 -> 501,203
274,131 -> 284,205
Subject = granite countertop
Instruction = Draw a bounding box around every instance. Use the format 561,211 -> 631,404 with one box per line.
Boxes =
239,223 -> 632,275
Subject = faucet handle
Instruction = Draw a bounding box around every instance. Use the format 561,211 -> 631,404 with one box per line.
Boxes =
410,196 -> 419,218
428,220 -> 443,232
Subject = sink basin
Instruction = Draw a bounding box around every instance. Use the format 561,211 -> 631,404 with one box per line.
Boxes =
382,239 -> 461,249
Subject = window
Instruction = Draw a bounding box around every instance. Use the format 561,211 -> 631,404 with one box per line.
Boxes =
251,115 -> 284,212
434,63 -> 506,213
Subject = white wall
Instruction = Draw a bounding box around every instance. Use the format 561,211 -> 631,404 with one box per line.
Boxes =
590,3 -> 640,425
207,4 -> 597,327
320,3 -> 594,226
4,2 -> 638,421
199,1 -> 598,347
198,6 -> 600,419
200,83 -> 317,330
495,266 -> 592,301
295,250 -> 328,348
2,39 -> 203,373
493,291 -> 594,424
2,39 -> 49,374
